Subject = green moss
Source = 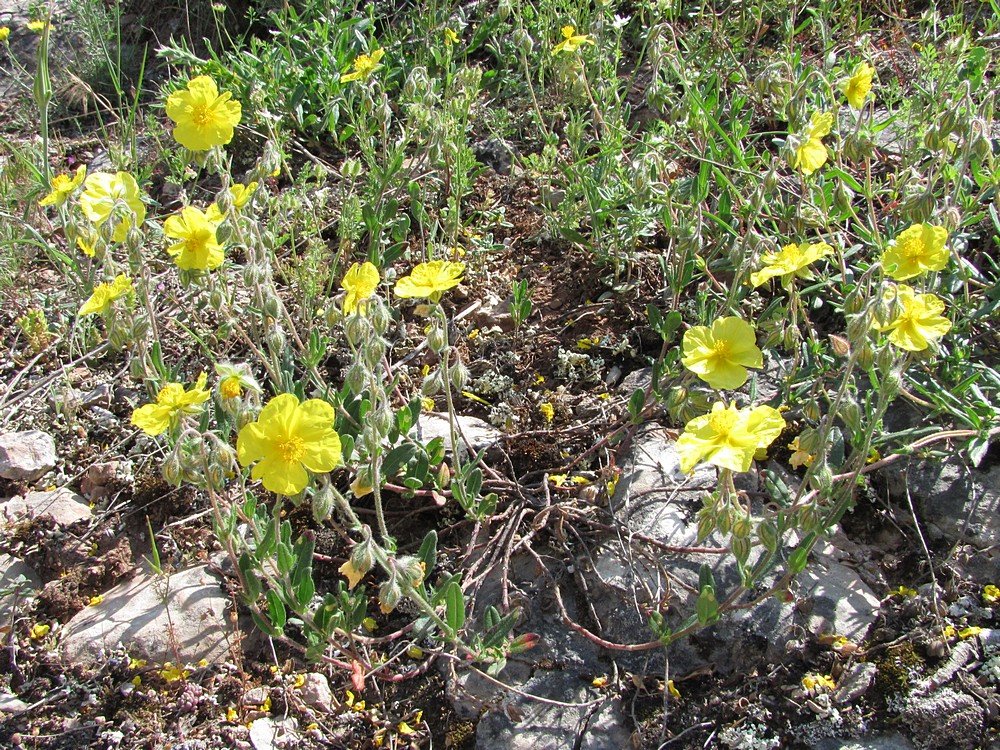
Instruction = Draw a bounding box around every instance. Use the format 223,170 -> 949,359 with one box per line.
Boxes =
869,641 -> 924,699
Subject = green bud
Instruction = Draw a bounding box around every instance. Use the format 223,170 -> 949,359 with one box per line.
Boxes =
757,519 -> 778,552
450,362 -> 469,391
345,362 -> 366,394
731,536 -> 751,566
312,482 -> 335,524
427,325 -> 448,353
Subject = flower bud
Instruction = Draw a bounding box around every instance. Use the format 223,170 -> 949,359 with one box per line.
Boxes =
262,292 -> 280,319
829,334 -> 851,357
215,221 -> 233,245
162,453 -> 183,486
341,158 -> 363,180
450,362 -> 469,391
312,482 -> 335,523
344,314 -> 369,347
209,287 -> 225,311
427,325 -> 448,353
216,187 -> 234,216
345,362 -> 367,394
265,326 -> 286,354
371,407 -> 393,437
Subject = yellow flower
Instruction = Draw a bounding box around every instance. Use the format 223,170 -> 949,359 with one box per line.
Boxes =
79,172 -> 147,242
793,112 -> 834,176
131,373 -> 211,436
842,62 -> 875,109
341,261 -> 380,315
159,662 -> 190,682
749,241 -> 833,288
681,317 -> 763,390
0,27 -> 10,42
394,260 -> 465,302
341,48 -> 385,83
30,623 -> 50,640
881,223 -> 949,281
539,402 -> 555,423
787,436 -> 815,468
79,274 -> 133,316
39,165 -> 86,207
237,393 -> 342,496
165,75 -> 242,151
220,376 -> 242,400
362,616 -> 377,632
592,675 -> 608,688
163,206 -> 225,271
959,626 -> 983,640
676,401 -> 785,474
350,472 -> 374,498
444,28 -> 460,45
88,595 -> 104,606
666,680 -> 681,699
877,285 -> 952,352
339,559 -> 366,589
77,235 -> 98,257
983,584 -> 999,604
27,20 -> 51,33
397,721 -> 416,735
229,181 -> 258,209
801,673 -> 836,693
892,585 -> 917,598
552,25 -> 595,55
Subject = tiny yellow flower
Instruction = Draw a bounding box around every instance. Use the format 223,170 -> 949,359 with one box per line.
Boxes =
79,172 -> 147,242
197,658 -> 209,668
30,623 -> 50,640
305,722 -> 319,732
444,28 -> 460,45
159,662 -> 190,682
842,62 -> 875,109
666,680 -> 681,699
339,558 -> 366,589
131,675 -> 142,686
750,241 -> 833,289
942,624 -> 957,639
79,274 -> 133,316
876,285 -> 952,352
237,393 -> 342,496
681,317 -> 763,390
341,48 -> 385,83
229,181 -> 258,209
881,223 -> 949,281
959,626 -> 983,640
592,675 -> 608,688
420,396 -> 435,412
891,585 -> 917,598
341,261 -> 380,315
787,436 -> 815,469
0,27 -> 10,42
293,673 -> 306,689
27,20 -> 50,33
539,402 -> 555,423
362,616 -> 377,632
394,260 -> 465,302
129,657 -> 147,669
39,165 -> 86,207
801,673 -> 836,693
164,205 -> 225,271
165,75 -> 242,151
88,594 -> 104,606
131,373 -> 211,436
350,472 -> 374,499
676,401 -> 785,474
552,25 -> 595,55
983,584 -> 1000,604
397,721 -> 416,735
344,690 -> 365,711
220,375 -> 243,400
77,235 -> 98,257
226,707 -> 238,722
793,112 -> 834,176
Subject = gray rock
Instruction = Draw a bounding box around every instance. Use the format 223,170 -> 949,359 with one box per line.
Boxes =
881,458 -> 1000,547
901,687 -> 984,750
0,554 -> 42,616
590,425 -> 879,676
0,430 -> 57,482
248,717 -> 299,750
413,412 -> 502,460
297,673 -> 333,713
833,661 -> 877,704
811,735 -> 915,750
0,487 -> 92,526
474,672 -> 629,750
0,692 -> 30,714
61,565 -> 234,667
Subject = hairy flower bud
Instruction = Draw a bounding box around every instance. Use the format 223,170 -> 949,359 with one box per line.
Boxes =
450,362 -> 469,391
427,324 -> 448,353
312,482 -> 335,524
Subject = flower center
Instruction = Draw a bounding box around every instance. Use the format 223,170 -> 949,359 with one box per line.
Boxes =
708,409 -> 738,437
191,103 -> 214,127
276,436 -> 305,463
711,340 -> 732,361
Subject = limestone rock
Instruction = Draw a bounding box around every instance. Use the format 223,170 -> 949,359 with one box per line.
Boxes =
298,673 -> 333,713
413,412 -> 502,459
248,717 -> 299,750
0,430 -> 57,482
0,692 -> 30,714
901,687 -> 984,750
61,565 -> 234,667
0,487 -> 92,526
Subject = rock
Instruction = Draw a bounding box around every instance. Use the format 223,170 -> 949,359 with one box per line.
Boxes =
0,554 -> 42,616
61,565 -> 234,667
413,412 -> 503,460
242,687 -> 270,707
0,0 -> 89,100
590,425 -> 879,676
0,692 -> 29,714
471,139 -> 514,175
0,430 -> 57,482
901,687 -> 984,750
297,673 -> 333,713
810,735 -> 915,750
248,717 -> 299,750
833,662 -> 877,704
474,672 -> 629,750
881,458 -> 1000,547
0,487 -> 92,526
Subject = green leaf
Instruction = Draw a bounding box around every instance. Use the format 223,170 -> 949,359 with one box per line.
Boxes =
238,554 -> 262,600
266,590 -> 287,631
695,584 -> 718,625
417,531 -> 438,575
444,581 -> 466,632
628,388 -> 646,424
